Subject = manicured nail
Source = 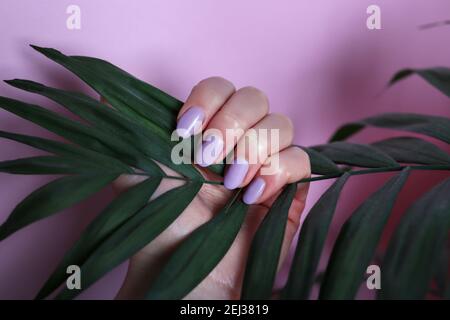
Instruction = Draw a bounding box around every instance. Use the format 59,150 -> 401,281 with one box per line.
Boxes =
243,178 -> 266,204
196,134 -> 224,167
224,158 -> 249,190
176,106 -> 205,139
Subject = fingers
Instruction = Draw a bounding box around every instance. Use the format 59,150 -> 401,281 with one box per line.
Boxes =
242,146 -> 310,204
224,113 -> 293,189
196,87 -> 269,167
177,77 -> 310,204
176,77 -> 235,138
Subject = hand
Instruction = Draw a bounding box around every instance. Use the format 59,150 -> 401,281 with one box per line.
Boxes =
113,77 -> 311,299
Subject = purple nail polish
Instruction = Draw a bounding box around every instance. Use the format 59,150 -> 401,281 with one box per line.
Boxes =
196,135 -> 224,167
224,158 -> 249,190
243,178 -> 266,204
176,106 -> 205,139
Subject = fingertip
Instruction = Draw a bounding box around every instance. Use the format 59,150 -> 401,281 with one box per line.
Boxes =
243,177 -> 266,204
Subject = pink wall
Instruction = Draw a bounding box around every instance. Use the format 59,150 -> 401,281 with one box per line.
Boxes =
0,0 -> 449,299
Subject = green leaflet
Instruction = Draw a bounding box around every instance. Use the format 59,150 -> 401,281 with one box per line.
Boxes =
379,178 -> 450,299
282,173 -> 350,299
312,141 -> 399,168
0,130 -> 131,174
299,146 -> 341,175
5,79 -> 162,174
55,181 -> 202,300
146,195 -> 248,300
30,45 -> 174,137
319,168 -> 410,299
389,67 -> 450,98
0,95 -> 162,175
0,173 -> 118,241
372,137 -> 450,165
36,177 -> 162,299
73,55 -> 183,112
241,184 -> 297,300
0,156 -> 111,175
329,113 -> 450,144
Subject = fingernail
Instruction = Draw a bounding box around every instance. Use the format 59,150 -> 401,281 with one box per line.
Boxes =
243,177 -> 266,204
176,106 -> 205,139
224,158 -> 249,190
196,134 -> 224,167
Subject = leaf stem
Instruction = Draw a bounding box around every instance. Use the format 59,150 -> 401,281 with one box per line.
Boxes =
296,164 -> 450,184
129,164 -> 450,186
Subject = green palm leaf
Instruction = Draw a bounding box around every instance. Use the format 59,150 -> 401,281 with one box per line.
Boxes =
282,173 -> 350,299
389,67 -> 450,98
300,146 -> 342,175
0,173 -> 118,241
55,181 -> 201,300
36,177 -> 162,299
146,195 -> 248,299
312,142 -> 399,168
30,45 -> 174,136
330,113 -> 450,144
379,178 -> 450,299
241,184 -> 297,300
372,137 -> 450,165
0,156 -> 111,175
319,168 -> 410,299
0,130 -> 131,173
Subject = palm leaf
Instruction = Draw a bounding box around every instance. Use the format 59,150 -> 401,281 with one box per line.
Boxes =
36,176 -> 162,299
241,184 -> 297,299
0,130 -> 131,173
372,137 -> 450,165
0,156 -> 111,175
72,55 -> 183,112
0,174 -> 118,241
146,194 -> 248,299
311,142 -> 399,168
299,146 -> 342,175
389,67 -> 450,98
329,113 -> 450,144
55,181 -> 202,300
5,79 -> 163,174
319,168 -> 410,299
379,178 -> 450,299
30,45 -> 174,137
282,173 -> 350,299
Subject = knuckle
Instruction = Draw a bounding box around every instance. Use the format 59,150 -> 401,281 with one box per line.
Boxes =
198,76 -> 235,92
270,113 -> 294,143
238,86 -> 269,111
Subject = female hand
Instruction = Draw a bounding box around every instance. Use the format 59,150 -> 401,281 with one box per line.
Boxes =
113,77 -> 311,299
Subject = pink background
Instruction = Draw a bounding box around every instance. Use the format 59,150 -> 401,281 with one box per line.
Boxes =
0,0 -> 449,299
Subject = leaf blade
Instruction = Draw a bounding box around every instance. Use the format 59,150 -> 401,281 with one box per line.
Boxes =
389,67 -> 450,98
145,195 -> 248,300
312,141 -> 399,168
329,113 -> 450,144
54,181 -> 202,300
319,168 -> 410,299
372,137 -> 450,165
0,156 -> 110,175
0,173 -> 118,241
299,146 -> 341,175
379,178 -> 450,299
282,173 -> 350,299
36,177 -> 162,299
241,184 -> 297,300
